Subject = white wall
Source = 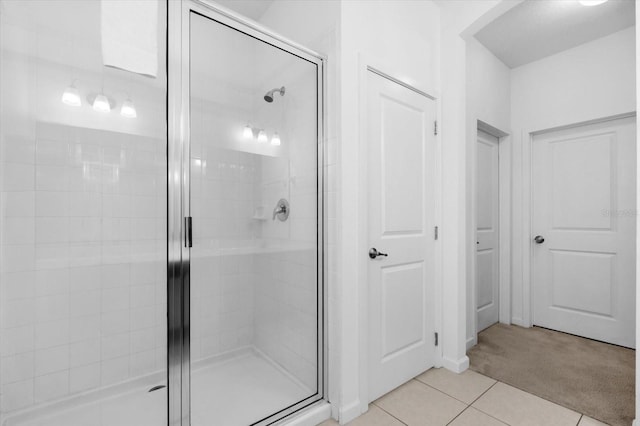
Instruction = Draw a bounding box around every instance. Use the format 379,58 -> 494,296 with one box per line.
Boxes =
437,0 -> 507,379
464,37 -> 511,348
510,26 -> 636,327
636,6 -> 640,426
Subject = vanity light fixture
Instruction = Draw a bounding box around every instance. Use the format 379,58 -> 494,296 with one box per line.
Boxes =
92,93 -> 111,113
578,0 -> 607,5
271,132 -> 281,146
61,83 -> 81,106
257,130 -> 268,143
243,124 -> 254,139
120,98 -> 137,118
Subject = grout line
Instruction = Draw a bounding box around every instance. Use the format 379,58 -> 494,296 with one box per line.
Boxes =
576,414 -> 583,426
414,374 -> 498,407
465,382 -> 513,425
369,401 -> 409,425
469,380 -> 498,406
410,378 -> 471,407
446,405 -> 472,425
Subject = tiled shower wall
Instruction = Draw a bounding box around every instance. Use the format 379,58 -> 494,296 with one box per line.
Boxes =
189,142 -> 259,363
0,123 -> 166,413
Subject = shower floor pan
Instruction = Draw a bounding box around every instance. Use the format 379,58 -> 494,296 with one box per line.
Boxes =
3,350 -> 312,426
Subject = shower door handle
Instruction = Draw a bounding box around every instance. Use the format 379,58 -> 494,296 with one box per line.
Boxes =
185,217 -> 192,248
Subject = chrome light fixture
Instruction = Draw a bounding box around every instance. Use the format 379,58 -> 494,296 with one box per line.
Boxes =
61,84 -> 81,106
120,99 -> 137,118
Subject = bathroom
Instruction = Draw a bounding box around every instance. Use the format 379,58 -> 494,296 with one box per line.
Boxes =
1,1 -> 639,426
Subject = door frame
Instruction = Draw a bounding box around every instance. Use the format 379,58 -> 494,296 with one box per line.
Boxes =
167,1 -> 328,425
521,112 -> 637,329
356,55 -> 442,414
468,121 -> 510,349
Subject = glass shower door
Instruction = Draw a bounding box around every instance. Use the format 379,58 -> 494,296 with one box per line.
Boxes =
186,7 -> 323,426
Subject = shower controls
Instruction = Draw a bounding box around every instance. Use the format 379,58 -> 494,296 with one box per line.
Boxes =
272,199 -> 290,221
369,248 -> 388,259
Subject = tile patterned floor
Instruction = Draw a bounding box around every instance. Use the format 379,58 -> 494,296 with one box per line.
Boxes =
318,368 -> 609,426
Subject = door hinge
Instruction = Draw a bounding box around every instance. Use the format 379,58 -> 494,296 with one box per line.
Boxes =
434,120 -> 438,136
185,216 -> 193,248
434,226 -> 439,240
435,332 -> 439,346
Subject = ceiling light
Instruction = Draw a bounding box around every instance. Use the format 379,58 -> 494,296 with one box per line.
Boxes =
271,133 -> 281,146
92,94 -> 111,113
120,99 -> 137,118
257,130 -> 267,143
578,0 -> 608,6
243,124 -> 254,139
61,85 -> 81,106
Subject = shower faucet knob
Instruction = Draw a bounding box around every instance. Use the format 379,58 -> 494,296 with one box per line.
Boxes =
273,199 -> 290,222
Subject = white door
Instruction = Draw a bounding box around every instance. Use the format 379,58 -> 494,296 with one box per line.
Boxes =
476,131 -> 500,332
532,116 -> 636,348
367,71 -> 436,402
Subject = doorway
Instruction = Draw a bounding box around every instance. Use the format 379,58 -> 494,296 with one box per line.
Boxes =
531,115 -> 636,348
476,130 -> 500,333
365,68 -> 437,402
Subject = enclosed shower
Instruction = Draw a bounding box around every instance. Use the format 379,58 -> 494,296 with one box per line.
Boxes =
0,1 -> 324,425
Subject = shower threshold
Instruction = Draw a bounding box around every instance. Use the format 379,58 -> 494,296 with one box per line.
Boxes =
2,349 -> 313,426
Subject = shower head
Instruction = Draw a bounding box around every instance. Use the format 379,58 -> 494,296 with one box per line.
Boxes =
264,86 -> 285,103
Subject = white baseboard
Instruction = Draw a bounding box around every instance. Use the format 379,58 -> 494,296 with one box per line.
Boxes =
511,317 -> 525,327
632,419 -> 636,426
283,401 -> 332,426
466,336 -> 477,350
442,355 -> 470,373
339,399 -> 362,425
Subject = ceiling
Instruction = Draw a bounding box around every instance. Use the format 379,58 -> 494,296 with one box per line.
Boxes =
475,0 -> 635,69
214,0 -> 275,21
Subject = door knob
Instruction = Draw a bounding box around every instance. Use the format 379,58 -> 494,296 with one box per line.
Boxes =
369,248 -> 388,259
534,235 -> 545,244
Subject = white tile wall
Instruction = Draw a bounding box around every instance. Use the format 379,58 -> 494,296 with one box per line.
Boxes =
1,124 -> 167,415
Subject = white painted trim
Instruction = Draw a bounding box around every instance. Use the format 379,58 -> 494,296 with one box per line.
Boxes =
338,400 -> 362,425
521,129 -> 534,327
357,53 -> 370,416
498,136 -> 512,325
442,355 -> 470,374
356,54 -> 442,409
282,401 -> 332,426
466,337 -> 476,351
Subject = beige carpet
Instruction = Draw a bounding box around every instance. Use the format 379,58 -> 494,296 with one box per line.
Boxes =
468,324 -> 635,426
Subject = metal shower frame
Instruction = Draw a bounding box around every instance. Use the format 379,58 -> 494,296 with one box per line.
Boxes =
167,1 -> 327,425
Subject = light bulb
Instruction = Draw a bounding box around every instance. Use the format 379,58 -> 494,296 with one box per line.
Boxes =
61,85 -> 81,106
578,0 -> 607,5
93,94 -> 111,113
257,130 -> 267,143
243,124 -> 253,139
120,99 -> 137,118
271,133 -> 281,146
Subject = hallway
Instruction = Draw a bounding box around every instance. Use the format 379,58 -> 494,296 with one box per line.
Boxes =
469,324 -> 634,426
